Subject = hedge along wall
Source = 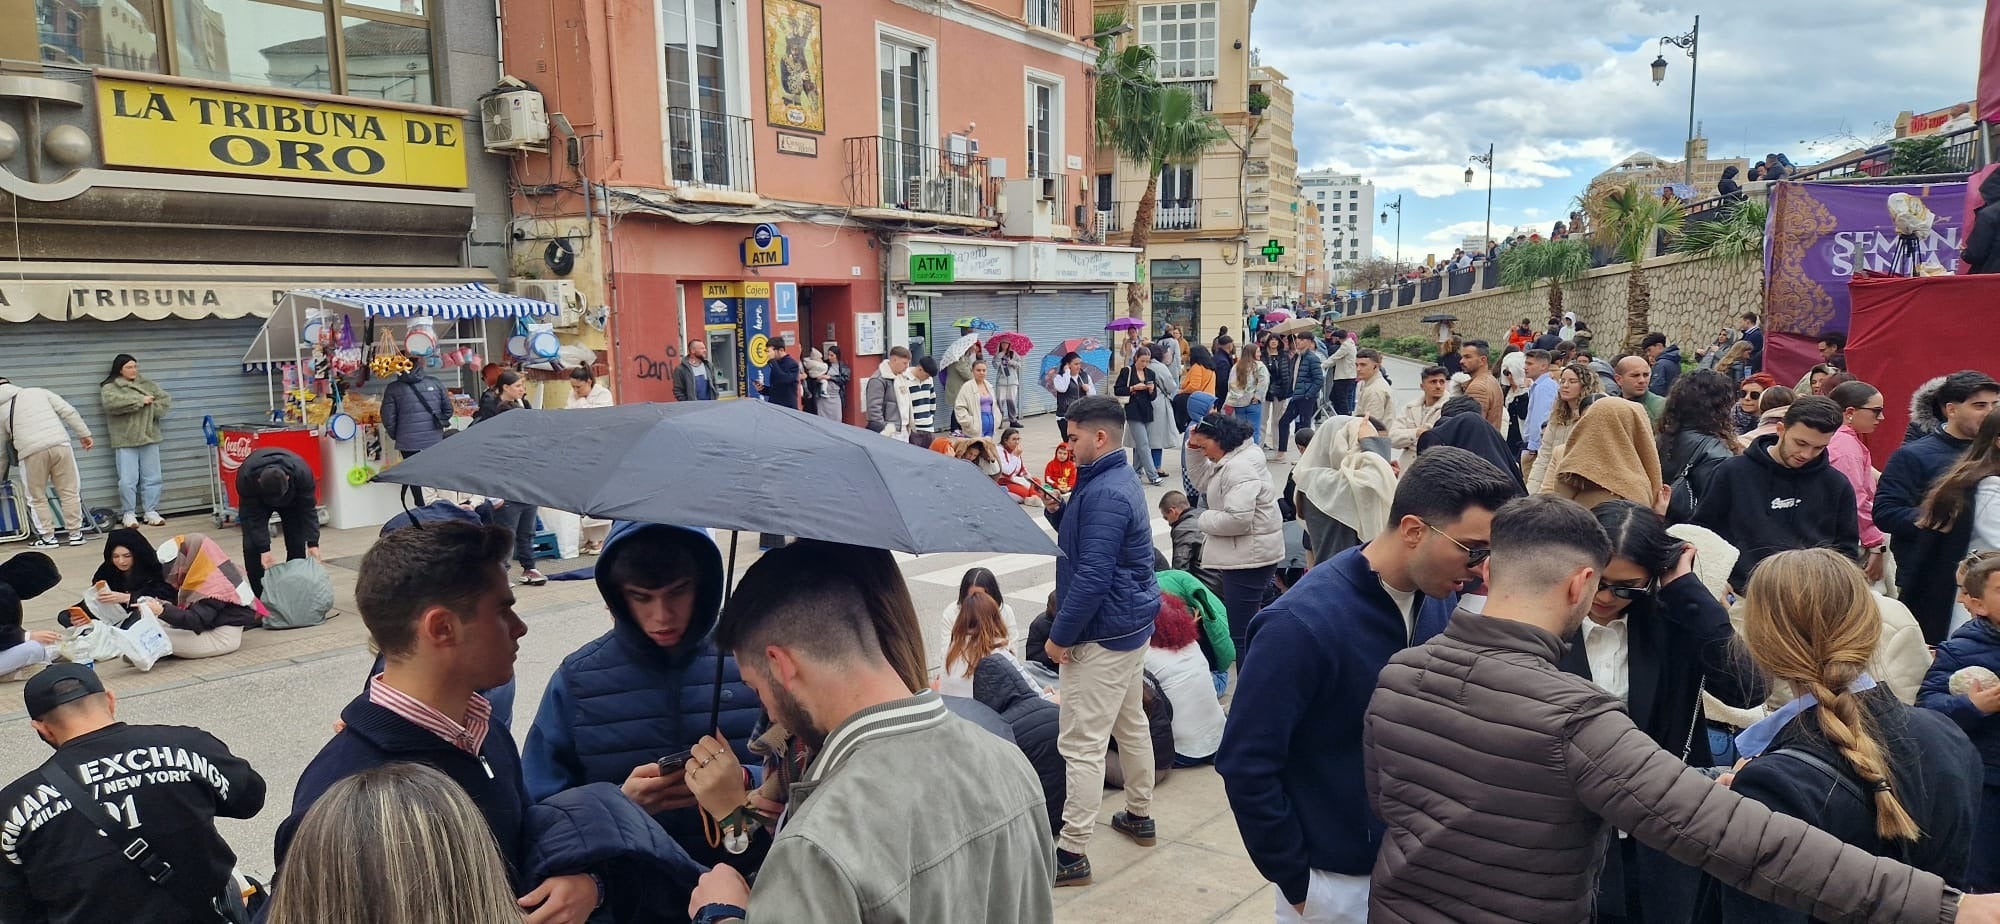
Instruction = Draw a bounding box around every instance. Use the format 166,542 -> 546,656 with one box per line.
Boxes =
1357,252 -> 1765,359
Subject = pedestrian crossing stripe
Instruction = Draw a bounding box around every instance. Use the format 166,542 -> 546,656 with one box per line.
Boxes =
903,520 -> 1171,585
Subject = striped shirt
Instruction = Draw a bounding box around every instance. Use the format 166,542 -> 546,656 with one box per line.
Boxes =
367,674 -> 492,755
909,380 -> 938,430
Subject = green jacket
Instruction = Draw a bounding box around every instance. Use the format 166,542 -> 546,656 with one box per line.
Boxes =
100,376 -> 172,447
1156,569 -> 1235,671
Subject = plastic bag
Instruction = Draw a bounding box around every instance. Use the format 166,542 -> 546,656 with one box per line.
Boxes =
57,621 -> 125,665
83,583 -> 127,623
116,610 -> 174,672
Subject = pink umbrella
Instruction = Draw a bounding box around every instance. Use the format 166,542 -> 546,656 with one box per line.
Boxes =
1263,309 -> 1292,323
987,331 -> 1034,354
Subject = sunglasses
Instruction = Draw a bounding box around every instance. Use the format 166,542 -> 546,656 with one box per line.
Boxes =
1597,581 -> 1653,601
1739,389 -> 1765,398
1424,521 -> 1491,567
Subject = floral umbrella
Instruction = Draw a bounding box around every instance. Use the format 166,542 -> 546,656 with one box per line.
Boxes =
987,331 -> 1034,355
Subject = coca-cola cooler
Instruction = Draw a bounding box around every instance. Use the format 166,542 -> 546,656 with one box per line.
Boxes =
216,424 -> 325,522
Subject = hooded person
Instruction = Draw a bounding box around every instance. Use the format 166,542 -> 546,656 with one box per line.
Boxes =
1962,169 -> 2000,275
0,551 -> 62,678
1293,415 -> 1399,562
521,522 -> 767,875
1418,412 -> 1526,495
58,528 -> 177,629
152,533 -> 260,658
1550,397 -> 1664,510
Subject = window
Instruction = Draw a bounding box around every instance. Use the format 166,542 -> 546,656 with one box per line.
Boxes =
1024,0 -> 1059,29
1315,191 -> 1325,199
879,36 -> 930,204
43,0 -> 438,102
662,0 -> 749,189
1349,249 -> 1359,259
1137,2 -> 1216,80
1349,190 -> 1358,199
1094,172 -> 1112,210
1160,164 -> 1195,207
1026,77 -> 1059,178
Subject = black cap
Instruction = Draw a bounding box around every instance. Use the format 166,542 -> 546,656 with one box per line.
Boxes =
24,664 -> 105,720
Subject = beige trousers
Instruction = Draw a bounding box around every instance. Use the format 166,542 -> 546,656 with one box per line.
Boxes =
1056,641 -> 1155,854
23,444 -> 82,535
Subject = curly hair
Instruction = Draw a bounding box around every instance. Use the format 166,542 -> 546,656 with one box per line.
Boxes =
1657,369 -> 1741,458
1149,594 -> 1201,650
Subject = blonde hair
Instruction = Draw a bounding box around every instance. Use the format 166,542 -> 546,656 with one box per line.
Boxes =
267,763 -> 524,924
944,587 -> 1009,676
1741,549 -> 1918,841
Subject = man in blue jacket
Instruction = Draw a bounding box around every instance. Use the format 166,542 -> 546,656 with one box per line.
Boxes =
1041,396 -> 1162,887
1217,447 -> 1517,920
277,521 -> 701,924
1276,333 -> 1324,454
523,522 -> 765,876
1876,370 -> 2000,642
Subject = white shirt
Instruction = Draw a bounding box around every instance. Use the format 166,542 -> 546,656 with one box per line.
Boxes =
1379,579 -> 1418,644
1144,644 -> 1227,760
1582,616 -> 1631,702
936,648 -> 1048,700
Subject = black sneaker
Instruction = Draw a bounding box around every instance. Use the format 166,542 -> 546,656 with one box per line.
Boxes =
1054,852 -> 1092,887
1111,811 -> 1156,847
27,536 -> 58,549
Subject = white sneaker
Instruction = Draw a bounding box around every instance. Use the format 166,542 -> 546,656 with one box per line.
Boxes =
142,511 -> 165,526
121,512 -> 138,527
67,532 -> 86,547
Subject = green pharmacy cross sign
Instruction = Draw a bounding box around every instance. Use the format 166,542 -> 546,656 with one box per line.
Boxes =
1260,240 -> 1285,261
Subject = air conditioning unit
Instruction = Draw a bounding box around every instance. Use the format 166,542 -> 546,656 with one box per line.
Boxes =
481,89 -> 550,153
513,278 -> 579,327
910,175 -> 980,214
1037,176 -> 1058,202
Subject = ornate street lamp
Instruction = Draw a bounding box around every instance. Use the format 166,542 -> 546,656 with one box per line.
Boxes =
1652,16 -> 1700,187
1466,144 -> 1494,256
1381,196 -> 1403,266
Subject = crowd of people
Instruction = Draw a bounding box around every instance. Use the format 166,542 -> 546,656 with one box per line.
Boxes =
19,299 -> 2000,924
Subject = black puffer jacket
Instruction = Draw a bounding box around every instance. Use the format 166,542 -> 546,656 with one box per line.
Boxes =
972,653 -> 1064,837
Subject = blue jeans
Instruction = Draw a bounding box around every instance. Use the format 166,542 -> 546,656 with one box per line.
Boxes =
1231,402 -> 1262,440
1278,399 -> 1315,453
116,443 -> 162,515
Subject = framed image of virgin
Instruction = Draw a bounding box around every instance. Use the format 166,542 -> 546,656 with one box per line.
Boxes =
763,0 -> 825,134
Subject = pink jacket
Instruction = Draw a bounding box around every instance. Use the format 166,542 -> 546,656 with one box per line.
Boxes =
1829,424 -> 1886,548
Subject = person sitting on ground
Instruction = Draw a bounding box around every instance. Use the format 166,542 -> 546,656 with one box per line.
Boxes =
1919,552 -> 2000,892
0,552 -> 61,680
1707,549 -> 1980,921
937,584 -> 1052,701
266,763 -> 526,924
1145,595 -> 1227,768
994,429 -> 1044,507
936,567 -> 1019,667
968,618 -> 1067,842
1159,491 -> 1217,587
1045,442 -> 1077,494
1550,397 -> 1664,511
149,533 -> 260,659
1155,569 -> 1234,692
59,527 -> 175,629
1024,589 -> 1061,675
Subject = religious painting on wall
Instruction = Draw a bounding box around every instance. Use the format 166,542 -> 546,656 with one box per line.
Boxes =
763,0 -> 824,133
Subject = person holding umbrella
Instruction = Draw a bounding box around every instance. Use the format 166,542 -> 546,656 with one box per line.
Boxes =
991,338 -> 1024,429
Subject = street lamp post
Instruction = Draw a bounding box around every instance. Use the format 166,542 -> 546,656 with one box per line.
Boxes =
1651,15 -> 1699,188
1380,195 -> 1403,267
1465,143 -> 1494,255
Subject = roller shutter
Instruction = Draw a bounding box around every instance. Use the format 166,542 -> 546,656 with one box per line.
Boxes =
1013,291 -> 1112,418
3,317 -> 271,518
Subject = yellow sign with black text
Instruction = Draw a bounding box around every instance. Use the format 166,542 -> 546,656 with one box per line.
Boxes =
96,78 -> 469,189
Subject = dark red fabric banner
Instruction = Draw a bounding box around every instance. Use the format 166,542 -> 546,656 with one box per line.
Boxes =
1846,273 -> 2000,457
1984,0 -> 2000,124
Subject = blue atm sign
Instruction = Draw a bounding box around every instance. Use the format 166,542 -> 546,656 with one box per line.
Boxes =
741,222 -> 789,267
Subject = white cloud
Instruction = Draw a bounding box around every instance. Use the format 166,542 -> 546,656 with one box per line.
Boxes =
1254,0 -> 1979,247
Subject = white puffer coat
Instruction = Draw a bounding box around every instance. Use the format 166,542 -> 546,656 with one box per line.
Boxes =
1190,441 -> 1284,569
0,383 -> 91,459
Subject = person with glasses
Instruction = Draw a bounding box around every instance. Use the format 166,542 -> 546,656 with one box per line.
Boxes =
1217,447 -> 1517,921
1558,500 -> 1765,924
1733,373 -> 1775,436
1829,381 -> 1892,584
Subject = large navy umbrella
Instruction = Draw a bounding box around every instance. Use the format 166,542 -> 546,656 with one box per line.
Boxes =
373,401 -> 1056,555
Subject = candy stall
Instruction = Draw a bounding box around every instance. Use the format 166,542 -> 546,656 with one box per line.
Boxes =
240,283 -> 559,529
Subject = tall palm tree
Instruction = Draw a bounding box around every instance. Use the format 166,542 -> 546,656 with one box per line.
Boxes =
1671,199 -> 1768,263
1497,239 -> 1592,319
1094,22 -> 1229,317
1587,182 -> 1685,351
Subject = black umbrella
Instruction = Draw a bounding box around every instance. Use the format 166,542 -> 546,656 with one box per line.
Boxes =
373,401 -> 1056,555
1421,312 -> 1459,324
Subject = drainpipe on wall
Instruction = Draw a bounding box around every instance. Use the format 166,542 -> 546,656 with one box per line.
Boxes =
599,0 -> 624,176
599,181 -> 622,377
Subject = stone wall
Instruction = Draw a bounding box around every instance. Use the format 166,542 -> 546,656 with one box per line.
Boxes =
1356,252 -> 1764,358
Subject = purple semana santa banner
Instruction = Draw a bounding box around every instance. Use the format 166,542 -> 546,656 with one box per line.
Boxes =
1763,181 -> 1966,383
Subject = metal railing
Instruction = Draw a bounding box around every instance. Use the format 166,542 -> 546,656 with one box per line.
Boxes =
667,108 -> 754,192
1792,126 -> 1981,183
1024,0 -> 1064,30
844,136 -> 992,219
1153,199 -> 1200,231
1164,79 -> 1215,112
1093,207 -> 1121,236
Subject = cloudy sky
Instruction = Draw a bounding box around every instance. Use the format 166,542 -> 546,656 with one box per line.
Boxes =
1251,0 -> 1981,261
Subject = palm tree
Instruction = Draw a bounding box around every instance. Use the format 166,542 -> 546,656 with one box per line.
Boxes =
1497,239 -> 1592,318
1094,21 -> 1229,317
1671,199 -> 1768,263
1586,182 -> 1685,351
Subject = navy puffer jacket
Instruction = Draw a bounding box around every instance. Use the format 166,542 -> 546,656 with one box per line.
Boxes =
379,371 -> 451,451
1919,617 -> 2000,778
972,652 -> 1063,836
1045,450 -> 1160,651
522,523 -> 765,870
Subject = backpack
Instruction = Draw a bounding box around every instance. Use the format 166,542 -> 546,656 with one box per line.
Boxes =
260,559 -> 335,630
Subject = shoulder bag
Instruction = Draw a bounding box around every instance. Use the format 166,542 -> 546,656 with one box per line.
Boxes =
37,761 -> 249,923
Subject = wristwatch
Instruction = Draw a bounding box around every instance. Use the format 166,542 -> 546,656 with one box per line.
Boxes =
692,903 -> 747,924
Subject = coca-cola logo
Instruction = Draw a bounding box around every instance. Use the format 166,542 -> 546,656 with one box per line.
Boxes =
220,436 -> 256,471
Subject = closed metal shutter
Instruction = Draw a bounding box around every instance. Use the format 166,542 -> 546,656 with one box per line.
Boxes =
1014,291 -> 1112,418
925,293 -> 1020,364
4,317 -> 272,518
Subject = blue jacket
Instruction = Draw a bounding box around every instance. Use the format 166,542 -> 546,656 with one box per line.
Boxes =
379,371 -> 451,451
1649,346 -> 1682,397
1878,430 -> 1977,643
1920,617 -> 2000,781
1045,451 -> 1159,651
1281,350 -> 1324,401
1215,545 -> 1455,905
522,522 -> 764,870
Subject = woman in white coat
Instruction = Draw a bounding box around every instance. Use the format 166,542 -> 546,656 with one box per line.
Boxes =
1186,411 -> 1284,656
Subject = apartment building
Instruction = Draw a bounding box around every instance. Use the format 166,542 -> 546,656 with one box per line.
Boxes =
1300,167 -> 1376,289
498,0 -> 1136,414
1589,136 -> 1748,201
1301,199 -> 1323,297
1092,0 -> 1255,338
1244,63 -> 1302,305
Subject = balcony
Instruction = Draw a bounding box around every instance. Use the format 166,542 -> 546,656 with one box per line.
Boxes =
1164,79 -> 1216,113
667,108 -> 754,192
844,136 -> 992,219
1153,199 -> 1201,231
1024,0 -> 1064,30
1093,207 -> 1121,236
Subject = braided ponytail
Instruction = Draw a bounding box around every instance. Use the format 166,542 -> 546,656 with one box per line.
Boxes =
1743,549 -> 1921,842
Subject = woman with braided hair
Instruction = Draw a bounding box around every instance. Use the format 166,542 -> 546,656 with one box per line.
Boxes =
1701,548 -> 1981,922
